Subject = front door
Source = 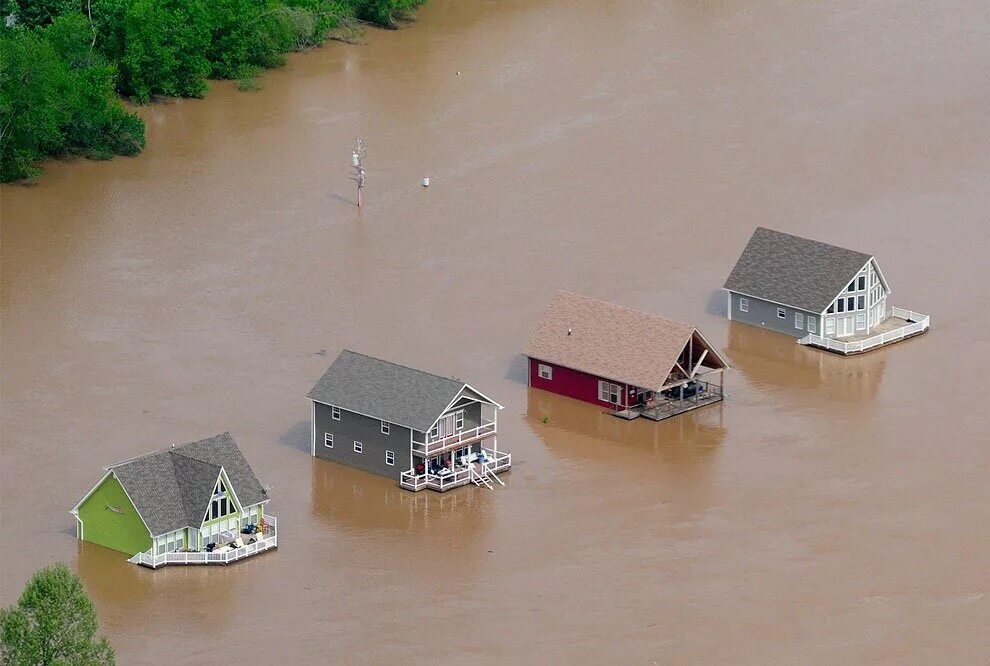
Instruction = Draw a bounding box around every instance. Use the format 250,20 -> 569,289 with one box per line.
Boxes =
838,317 -> 854,337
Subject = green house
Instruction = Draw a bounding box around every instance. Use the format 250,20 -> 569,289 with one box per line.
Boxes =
71,433 -> 276,568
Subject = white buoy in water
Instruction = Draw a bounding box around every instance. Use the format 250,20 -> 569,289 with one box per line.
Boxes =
422,177 -> 430,187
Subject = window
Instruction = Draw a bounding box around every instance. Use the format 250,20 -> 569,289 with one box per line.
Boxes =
739,297 -> 749,313
538,363 -> 553,380
794,312 -> 804,329
856,313 -> 866,328
826,318 -> 836,335
206,493 -> 237,522
381,420 -> 390,435
429,424 -> 438,439
858,276 -> 866,290
827,303 -> 834,314
598,380 -> 620,404
807,317 -> 817,333
331,406 -> 340,421
324,433 -> 333,448
857,295 -> 865,310
776,307 -> 786,319
847,281 -> 855,292
847,297 -> 855,311
353,441 -> 363,454
454,410 -> 464,431
836,299 -> 845,313
385,450 -> 395,466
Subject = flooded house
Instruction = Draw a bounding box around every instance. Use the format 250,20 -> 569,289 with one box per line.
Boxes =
308,350 -> 511,492
724,227 -> 929,354
524,291 -> 729,421
70,433 -> 276,569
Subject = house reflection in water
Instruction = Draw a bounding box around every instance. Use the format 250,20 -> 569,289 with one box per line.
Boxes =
726,321 -> 887,405
524,388 -> 724,522
310,460 -> 494,539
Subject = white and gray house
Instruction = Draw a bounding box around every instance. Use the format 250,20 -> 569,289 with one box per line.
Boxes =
307,350 -> 511,492
724,227 -> 929,354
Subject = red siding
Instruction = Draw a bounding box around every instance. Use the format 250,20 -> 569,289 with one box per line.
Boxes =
528,358 -> 634,409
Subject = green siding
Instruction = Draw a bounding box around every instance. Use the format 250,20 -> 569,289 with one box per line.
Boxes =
77,473 -> 152,555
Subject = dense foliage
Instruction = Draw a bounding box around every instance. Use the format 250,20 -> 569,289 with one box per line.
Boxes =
0,562 -> 115,665
0,0 -> 425,181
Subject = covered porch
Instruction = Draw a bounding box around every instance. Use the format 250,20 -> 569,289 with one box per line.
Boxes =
400,447 -> 511,492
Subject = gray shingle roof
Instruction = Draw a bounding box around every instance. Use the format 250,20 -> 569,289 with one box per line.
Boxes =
307,350 -> 466,433
723,227 -> 873,313
108,432 -> 267,536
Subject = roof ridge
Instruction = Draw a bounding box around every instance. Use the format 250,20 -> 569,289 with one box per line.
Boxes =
755,227 -> 874,259
554,291 -> 697,331
341,349 -> 465,386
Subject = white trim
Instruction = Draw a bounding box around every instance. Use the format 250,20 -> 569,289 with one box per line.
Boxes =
380,420 -> 390,435
331,405 -> 341,420
739,297 -> 749,313
727,291 -> 732,320
776,307 -> 786,319
385,450 -> 395,466
423,384 -> 504,434
538,363 -> 553,380
353,441 -> 363,454
199,468 -> 243,528
324,433 -> 334,448
71,470 -> 114,515
311,400 -> 316,457
689,329 -> 731,370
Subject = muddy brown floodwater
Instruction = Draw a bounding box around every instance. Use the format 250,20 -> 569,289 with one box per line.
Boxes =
3,0 -> 990,662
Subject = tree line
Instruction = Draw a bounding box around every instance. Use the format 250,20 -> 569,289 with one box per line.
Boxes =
0,0 -> 424,182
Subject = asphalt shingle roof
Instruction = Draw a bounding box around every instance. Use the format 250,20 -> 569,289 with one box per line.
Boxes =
108,432 -> 266,536
307,350 -> 467,433
524,291 -> 727,390
723,227 -> 874,314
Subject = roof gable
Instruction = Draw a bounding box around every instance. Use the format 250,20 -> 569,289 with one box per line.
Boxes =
307,350 -> 467,432
524,292 -> 724,389
723,227 -> 874,313
102,432 -> 266,536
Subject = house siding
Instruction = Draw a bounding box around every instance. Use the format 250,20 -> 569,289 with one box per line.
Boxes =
528,358 -> 633,409
727,291 -> 819,339
313,401 -> 412,481
77,474 -> 152,556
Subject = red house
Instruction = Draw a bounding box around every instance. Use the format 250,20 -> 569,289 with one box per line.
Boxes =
524,292 -> 730,421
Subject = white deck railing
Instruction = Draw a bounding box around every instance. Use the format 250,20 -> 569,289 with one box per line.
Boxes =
399,449 -> 511,492
412,421 -> 496,456
798,308 -> 929,354
128,515 -> 278,568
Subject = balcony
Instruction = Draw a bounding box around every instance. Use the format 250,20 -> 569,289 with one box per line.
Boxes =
412,420 -> 497,456
128,515 -> 278,569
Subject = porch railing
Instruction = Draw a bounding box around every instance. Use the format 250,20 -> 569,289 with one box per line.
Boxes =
412,420 -> 496,456
798,308 -> 929,354
399,448 -> 511,492
128,515 -> 277,568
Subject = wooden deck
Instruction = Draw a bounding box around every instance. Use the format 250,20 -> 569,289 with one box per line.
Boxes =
799,308 -> 930,355
613,389 -> 724,422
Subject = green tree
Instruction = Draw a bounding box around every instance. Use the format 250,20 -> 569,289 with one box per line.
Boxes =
0,562 -> 115,665
118,0 -> 210,102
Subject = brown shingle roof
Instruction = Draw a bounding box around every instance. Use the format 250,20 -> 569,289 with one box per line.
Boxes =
524,292 -> 710,390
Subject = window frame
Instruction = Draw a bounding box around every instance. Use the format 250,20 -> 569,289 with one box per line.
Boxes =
538,363 -> 553,380
738,297 -> 749,313
794,312 -> 804,329
857,295 -> 865,310
353,441 -> 363,454
331,406 -> 341,421
807,316 -> 817,333
381,420 -> 390,435
454,410 -> 464,431
776,307 -> 786,319
598,380 -> 621,404
385,450 -> 395,466
324,433 -> 333,448
858,275 -> 866,290
847,296 -> 855,311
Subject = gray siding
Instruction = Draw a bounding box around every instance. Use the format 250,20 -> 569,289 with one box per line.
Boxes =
313,402 -> 412,481
728,291 -> 819,339
444,400 -> 482,431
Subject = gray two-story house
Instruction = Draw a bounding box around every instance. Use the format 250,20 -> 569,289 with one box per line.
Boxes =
723,227 -> 929,354
307,350 -> 510,492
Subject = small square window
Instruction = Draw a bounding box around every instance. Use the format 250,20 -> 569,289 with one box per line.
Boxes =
381,420 -> 390,435
353,441 -> 363,454
331,406 -> 340,421
385,450 -> 395,466
857,295 -> 865,310
324,433 -> 333,448
777,308 -> 786,319
739,297 -> 749,313
538,364 -> 553,380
